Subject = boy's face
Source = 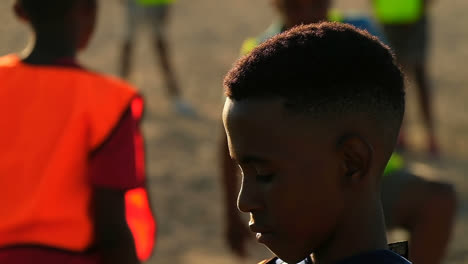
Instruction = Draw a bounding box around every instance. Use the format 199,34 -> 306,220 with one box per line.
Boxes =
273,0 -> 331,27
223,98 -> 346,263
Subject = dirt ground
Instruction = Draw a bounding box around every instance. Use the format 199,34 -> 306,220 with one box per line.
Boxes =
1,0 -> 467,263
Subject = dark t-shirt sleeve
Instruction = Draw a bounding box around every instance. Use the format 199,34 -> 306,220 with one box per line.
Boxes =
89,97 -> 145,190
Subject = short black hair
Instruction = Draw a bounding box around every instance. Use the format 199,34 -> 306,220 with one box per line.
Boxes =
19,0 -> 91,27
224,22 -> 405,143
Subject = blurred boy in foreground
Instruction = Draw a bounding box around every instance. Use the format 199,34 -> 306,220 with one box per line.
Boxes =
0,0 -> 154,263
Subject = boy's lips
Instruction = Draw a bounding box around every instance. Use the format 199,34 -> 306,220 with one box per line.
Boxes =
250,224 -> 275,244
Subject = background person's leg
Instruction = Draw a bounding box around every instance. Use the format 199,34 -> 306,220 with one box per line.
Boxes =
409,17 -> 439,154
150,5 -> 179,98
382,17 -> 438,154
413,62 -> 438,154
120,40 -> 133,79
149,5 -> 196,116
155,34 -> 179,98
120,0 -> 138,79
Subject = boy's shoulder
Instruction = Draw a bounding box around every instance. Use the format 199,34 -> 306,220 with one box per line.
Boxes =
68,69 -> 138,107
0,54 -> 136,93
86,70 -> 136,94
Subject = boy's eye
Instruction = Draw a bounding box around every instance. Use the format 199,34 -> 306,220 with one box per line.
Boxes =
256,173 -> 275,183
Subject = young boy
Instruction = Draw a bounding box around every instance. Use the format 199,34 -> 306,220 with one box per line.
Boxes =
220,1 -> 457,263
120,0 -> 196,116
372,0 -> 438,154
223,22 -> 410,264
0,0 -> 154,263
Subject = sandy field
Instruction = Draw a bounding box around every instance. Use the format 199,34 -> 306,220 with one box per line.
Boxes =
1,0 -> 467,263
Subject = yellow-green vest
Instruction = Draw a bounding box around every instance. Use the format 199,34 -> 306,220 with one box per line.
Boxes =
373,0 -> 424,24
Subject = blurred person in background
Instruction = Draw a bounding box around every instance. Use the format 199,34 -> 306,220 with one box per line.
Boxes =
0,0 -> 155,263
372,0 -> 438,155
120,0 -> 196,117
220,0 -> 457,263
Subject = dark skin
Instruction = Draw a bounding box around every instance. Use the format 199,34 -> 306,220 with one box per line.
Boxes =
223,98 -> 389,263
14,0 -> 96,65
222,117 -> 456,264
221,136 -> 251,258
14,1 -> 139,263
93,188 -> 140,264
220,1 -> 331,257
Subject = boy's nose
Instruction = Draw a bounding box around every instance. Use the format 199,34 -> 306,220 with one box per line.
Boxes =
237,180 -> 262,213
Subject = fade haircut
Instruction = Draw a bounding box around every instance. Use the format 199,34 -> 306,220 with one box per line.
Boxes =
224,22 -> 405,145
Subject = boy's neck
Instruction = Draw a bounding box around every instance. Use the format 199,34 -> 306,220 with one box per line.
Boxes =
22,31 -> 78,65
312,199 -> 388,264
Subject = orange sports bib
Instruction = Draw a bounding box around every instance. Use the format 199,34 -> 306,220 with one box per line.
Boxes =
0,54 -> 136,251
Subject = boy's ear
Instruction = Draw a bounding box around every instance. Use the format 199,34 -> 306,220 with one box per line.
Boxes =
337,134 -> 373,184
13,1 -> 29,22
